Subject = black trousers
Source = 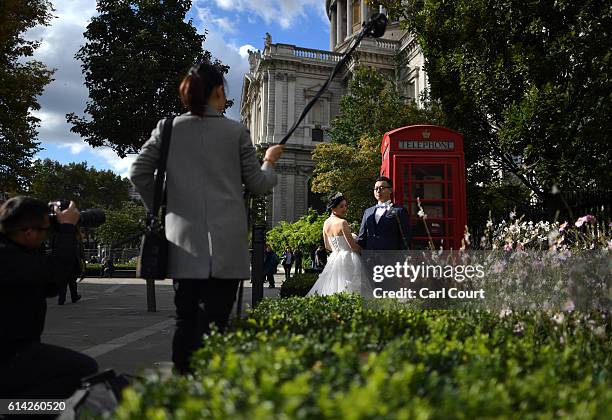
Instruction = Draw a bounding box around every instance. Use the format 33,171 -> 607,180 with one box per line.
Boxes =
283,265 -> 292,281
172,278 -> 240,374
58,275 -> 79,304
0,342 -> 98,398
265,273 -> 275,287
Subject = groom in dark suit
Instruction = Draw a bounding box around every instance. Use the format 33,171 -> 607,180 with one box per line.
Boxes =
358,176 -> 411,250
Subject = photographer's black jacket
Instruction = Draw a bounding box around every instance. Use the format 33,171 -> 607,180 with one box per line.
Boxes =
0,225 -> 76,360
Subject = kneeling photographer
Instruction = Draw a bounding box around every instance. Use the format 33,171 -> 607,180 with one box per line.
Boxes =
0,196 -> 98,398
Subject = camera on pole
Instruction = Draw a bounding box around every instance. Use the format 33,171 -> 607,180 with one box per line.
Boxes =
248,13 -> 389,308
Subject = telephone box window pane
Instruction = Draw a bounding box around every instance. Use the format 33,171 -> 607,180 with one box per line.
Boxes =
413,183 -> 445,199
447,183 -> 453,199
411,202 -> 446,218
412,164 -> 444,180
412,221 -> 446,237
421,202 -> 445,219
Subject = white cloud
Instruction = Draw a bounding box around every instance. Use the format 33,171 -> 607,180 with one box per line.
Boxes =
93,149 -> 136,179
53,140 -> 136,179
59,142 -> 88,155
207,0 -> 327,29
238,44 -> 258,59
194,5 -> 239,35
26,0 -> 96,147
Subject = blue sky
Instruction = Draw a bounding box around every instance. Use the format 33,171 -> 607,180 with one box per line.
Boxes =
29,0 -> 331,177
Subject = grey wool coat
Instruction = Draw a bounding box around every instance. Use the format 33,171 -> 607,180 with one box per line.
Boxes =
129,108 -> 277,279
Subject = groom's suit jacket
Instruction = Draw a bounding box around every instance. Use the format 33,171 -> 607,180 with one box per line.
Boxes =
357,204 -> 411,250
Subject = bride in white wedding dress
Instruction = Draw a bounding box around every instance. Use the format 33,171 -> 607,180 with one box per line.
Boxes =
307,193 -> 371,296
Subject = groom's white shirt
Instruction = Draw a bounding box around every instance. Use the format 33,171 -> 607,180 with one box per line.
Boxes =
375,200 -> 392,223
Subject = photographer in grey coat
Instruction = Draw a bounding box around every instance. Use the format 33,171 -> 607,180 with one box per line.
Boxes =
129,62 -> 284,374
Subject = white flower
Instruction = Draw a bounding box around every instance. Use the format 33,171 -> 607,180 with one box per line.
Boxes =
499,308 -> 513,318
561,299 -> 575,312
513,322 -> 525,335
593,326 -> 606,337
552,313 -> 565,324
492,261 -> 506,273
486,220 -> 493,229
509,211 -> 516,220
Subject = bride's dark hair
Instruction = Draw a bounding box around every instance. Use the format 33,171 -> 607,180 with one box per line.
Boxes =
326,192 -> 346,213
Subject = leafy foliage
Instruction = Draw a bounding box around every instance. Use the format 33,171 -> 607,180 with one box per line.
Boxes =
377,0 -> 612,200
266,210 -> 327,254
0,0 -> 55,192
279,272 -> 319,298
28,159 -> 130,210
67,0 -> 230,157
311,67 -> 446,223
116,294 -> 612,419
94,200 -> 146,246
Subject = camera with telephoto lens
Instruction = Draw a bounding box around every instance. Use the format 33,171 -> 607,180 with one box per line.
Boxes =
48,199 -> 106,228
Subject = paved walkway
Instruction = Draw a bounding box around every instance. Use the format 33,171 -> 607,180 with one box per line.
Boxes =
42,273 -> 287,375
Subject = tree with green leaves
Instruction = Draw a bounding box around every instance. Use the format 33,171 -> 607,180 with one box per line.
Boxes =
95,200 -> 146,246
375,0 -> 612,205
67,0 -> 230,157
0,0 -> 55,192
266,210 -> 327,254
312,66 -> 446,222
29,159 -> 130,209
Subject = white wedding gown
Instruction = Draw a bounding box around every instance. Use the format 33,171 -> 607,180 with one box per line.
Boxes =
307,234 -> 371,296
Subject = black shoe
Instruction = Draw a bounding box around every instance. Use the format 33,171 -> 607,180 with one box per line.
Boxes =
58,300 -> 65,305
72,295 -> 82,303
269,285 -> 275,289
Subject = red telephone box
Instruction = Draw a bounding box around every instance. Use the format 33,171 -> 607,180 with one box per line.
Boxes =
380,125 -> 467,249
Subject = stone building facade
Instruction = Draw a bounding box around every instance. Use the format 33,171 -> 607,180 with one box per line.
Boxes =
240,0 -> 428,226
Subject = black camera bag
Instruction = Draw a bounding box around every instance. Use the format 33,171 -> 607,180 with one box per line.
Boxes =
136,117 -> 174,279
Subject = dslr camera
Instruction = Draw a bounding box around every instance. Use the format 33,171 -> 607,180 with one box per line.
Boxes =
48,199 -> 106,228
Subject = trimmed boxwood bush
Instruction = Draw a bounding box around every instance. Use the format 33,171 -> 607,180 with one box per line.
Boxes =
115,295 -> 612,419
279,273 -> 319,298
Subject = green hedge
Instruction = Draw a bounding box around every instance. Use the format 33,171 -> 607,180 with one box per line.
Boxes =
279,273 -> 319,298
116,295 -> 612,419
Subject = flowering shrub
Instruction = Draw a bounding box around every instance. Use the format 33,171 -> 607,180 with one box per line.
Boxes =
115,295 -> 611,419
478,212 -> 610,252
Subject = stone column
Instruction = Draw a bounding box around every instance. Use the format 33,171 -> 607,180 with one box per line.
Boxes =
287,74 -> 296,136
274,73 -> 284,142
346,0 -> 352,38
330,7 -> 337,50
336,2 -> 343,47
360,0 -> 367,25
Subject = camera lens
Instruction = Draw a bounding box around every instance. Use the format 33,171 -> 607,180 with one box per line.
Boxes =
79,209 -> 106,228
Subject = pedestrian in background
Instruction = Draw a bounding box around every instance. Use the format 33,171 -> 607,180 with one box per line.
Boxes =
58,226 -> 83,305
263,245 -> 279,288
281,247 -> 293,282
293,248 -> 303,275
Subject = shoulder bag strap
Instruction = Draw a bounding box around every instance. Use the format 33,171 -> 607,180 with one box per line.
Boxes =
149,117 -> 174,227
